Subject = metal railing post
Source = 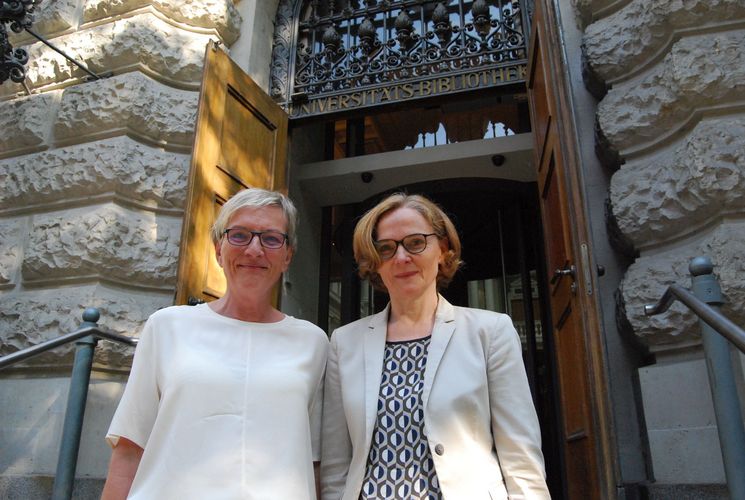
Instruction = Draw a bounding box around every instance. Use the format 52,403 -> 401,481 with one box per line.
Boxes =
690,256 -> 745,499
51,308 -> 100,500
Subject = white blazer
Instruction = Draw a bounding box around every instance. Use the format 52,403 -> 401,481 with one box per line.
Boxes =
321,296 -> 550,500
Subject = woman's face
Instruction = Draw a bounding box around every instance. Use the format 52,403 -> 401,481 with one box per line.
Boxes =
374,207 -> 446,301
215,205 -> 293,297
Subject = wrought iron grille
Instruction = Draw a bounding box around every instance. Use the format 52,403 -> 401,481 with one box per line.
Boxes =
0,0 -> 35,84
287,0 -> 531,112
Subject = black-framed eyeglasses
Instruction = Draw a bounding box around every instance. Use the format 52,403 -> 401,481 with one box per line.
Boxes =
374,233 -> 438,260
223,228 -> 288,249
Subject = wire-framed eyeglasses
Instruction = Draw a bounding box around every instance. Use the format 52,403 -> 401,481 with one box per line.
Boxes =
223,228 -> 288,249
374,233 -> 438,260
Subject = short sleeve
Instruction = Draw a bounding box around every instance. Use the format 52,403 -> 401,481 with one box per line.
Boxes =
106,315 -> 161,449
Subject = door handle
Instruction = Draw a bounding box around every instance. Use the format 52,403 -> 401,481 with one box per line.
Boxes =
551,264 -> 576,284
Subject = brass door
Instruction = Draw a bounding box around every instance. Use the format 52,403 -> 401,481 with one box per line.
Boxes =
527,1 -> 615,498
175,41 -> 289,305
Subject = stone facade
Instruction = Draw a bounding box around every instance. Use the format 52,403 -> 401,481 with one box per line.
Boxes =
585,1 -> 745,339
2,0 -> 744,496
0,0 -> 243,493
0,0 -> 239,359
583,0 -> 745,490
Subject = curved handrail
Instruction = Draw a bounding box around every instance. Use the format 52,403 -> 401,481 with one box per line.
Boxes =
645,262 -> 745,500
644,284 -> 745,354
0,325 -> 137,370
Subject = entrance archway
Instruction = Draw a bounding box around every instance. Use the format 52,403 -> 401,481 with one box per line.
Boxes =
179,2 -> 614,497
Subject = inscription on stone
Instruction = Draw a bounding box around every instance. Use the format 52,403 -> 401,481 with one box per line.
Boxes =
290,64 -> 527,118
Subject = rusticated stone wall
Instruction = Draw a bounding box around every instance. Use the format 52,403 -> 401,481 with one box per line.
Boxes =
0,0 -> 241,367
580,0 -> 745,488
582,0 -> 745,352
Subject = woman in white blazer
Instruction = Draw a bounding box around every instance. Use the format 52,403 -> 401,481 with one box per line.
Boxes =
321,193 -> 550,500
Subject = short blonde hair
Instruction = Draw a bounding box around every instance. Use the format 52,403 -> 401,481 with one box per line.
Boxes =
211,188 -> 298,248
353,193 -> 462,292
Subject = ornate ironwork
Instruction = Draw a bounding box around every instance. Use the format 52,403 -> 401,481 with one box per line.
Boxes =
271,0 -> 531,118
0,0 -> 35,84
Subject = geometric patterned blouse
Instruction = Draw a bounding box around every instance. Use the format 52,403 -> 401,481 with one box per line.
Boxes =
359,336 -> 443,499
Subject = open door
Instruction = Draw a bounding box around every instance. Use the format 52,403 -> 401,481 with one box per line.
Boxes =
527,1 -> 615,499
175,41 -> 289,305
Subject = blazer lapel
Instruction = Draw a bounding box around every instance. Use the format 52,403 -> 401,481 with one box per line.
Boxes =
422,296 -> 456,409
364,304 -> 389,449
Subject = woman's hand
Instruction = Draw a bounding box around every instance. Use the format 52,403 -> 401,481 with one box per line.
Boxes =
101,437 -> 144,500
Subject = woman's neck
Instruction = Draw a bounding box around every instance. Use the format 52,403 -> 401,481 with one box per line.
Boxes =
387,292 -> 439,341
208,291 -> 283,323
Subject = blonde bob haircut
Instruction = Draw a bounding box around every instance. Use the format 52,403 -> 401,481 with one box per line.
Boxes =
353,193 -> 462,292
210,188 -> 298,248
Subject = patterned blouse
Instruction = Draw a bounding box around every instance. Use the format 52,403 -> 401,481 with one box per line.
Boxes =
359,336 -> 442,500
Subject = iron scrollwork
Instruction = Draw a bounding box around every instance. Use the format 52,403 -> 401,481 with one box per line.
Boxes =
271,0 -> 530,117
1,0 -> 35,84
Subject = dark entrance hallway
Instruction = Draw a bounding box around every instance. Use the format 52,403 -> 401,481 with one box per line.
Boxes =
318,177 -> 565,498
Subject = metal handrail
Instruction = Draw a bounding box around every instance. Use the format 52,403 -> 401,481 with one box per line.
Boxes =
0,308 -> 137,500
644,284 -> 745,353
644,256 -> 745,500
0,324 -> 136,370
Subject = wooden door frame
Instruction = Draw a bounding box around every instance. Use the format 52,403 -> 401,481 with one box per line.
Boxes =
527,0 -> 617,497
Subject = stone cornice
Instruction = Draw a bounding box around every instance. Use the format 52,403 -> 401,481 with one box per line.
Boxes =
572,0 -> 630,27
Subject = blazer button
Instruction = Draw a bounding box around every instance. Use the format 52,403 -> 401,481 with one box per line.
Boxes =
434,444 -> 444,455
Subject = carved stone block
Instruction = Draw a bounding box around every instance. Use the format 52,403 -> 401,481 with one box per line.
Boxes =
0,285 -> 172,366
597,30 -> 745,154
0,136 -> 190,211
83,0 -> 242,44
584,0 -> 745,84
620,222 -> 745,350
0,219 -> 24,286
0,92 -> 60,155
9,0 -> 79,42
54,72 -> 198,146
23,204 -> 181,286
610,116 -> 745,250
1,13 -> 213,96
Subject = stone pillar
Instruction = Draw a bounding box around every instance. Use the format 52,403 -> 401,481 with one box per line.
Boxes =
580,0 -> 745,492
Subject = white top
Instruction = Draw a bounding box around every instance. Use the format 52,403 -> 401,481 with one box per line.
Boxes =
106,303 -> 329,500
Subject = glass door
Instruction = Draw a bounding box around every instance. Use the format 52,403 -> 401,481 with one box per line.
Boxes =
317,178 -> 563,496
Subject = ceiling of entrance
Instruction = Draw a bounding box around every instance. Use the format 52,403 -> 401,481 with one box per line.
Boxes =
298,132 -> 535,206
